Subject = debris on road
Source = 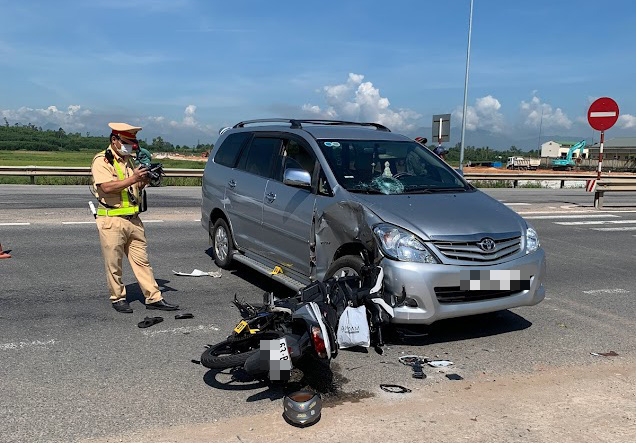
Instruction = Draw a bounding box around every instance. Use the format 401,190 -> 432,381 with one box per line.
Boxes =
175,313 -> 194,320
446,374 -> 464,381
427,360 -> 454,368
380,384 -> 412,394
0,242 -> 11,259
590,351 -> 619,357
398,356 -> 427,379
137,316 -> 164,328
172,269 -> 222,278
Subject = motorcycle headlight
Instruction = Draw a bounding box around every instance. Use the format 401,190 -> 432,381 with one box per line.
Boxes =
373,224 -> 438,263
526,227 -> 540,254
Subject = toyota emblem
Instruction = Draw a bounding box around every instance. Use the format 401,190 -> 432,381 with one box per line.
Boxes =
478,238 -> 496,252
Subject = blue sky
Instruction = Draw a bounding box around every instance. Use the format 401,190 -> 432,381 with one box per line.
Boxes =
1,0 -> 636,147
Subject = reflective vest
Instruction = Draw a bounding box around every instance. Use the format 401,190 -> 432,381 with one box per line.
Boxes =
95,150 -> 140,217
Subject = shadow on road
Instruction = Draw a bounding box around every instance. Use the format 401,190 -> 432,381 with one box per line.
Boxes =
125,279 -> 178,304
392,310 -> 532,347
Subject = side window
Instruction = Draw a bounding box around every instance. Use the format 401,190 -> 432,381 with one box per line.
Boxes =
214,132 -> 250,167
318,169 -> 332,196
239,137 -> 282,178
281,139 -> 316,177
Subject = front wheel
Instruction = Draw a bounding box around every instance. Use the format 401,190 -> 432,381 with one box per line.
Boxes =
211,219 -> 234,269
324,255 -> 365,279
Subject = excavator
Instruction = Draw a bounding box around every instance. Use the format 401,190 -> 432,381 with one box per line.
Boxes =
551,140 -> 586,171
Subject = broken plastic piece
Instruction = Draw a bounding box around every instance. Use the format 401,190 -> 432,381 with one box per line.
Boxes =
172,269 -> 222,278
380,384 -> 412,393
427,360 -> 454,368
398,355 -> 427,366
175,313 -> 194,320
590,351 -> 619,357
270,266 -> 284,275
446,373 -> 464,381
137,316 -> 164,328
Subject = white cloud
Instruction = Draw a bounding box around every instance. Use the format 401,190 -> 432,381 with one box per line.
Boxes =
0,105 -> 92,131
169,104 -> 207,130
520,94 -> 572,130
452,95 -> 505,133
302,73 -> 420,131
618,114 -> 636,129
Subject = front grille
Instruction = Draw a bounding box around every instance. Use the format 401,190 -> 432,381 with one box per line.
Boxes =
434,287 -> 522,304
432,235 -> 521,262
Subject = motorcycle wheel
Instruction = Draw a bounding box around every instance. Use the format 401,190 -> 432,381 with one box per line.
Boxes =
200,332 -> 283,370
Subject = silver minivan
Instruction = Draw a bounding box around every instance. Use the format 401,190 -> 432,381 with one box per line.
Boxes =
201,119 -> 546,324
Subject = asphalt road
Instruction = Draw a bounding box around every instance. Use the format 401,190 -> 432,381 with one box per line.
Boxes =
1,186 -> 636,442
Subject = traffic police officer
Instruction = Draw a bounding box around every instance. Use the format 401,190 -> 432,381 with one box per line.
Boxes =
91,122 -> 178,313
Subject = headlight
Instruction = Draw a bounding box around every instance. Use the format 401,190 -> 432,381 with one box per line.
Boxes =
373,224 -> 438,263
526,227 -> 539,254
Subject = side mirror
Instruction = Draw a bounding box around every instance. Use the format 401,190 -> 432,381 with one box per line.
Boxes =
283,168 -> 312,189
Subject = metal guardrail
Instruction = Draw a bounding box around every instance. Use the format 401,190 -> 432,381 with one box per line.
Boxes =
1,166 -> 635,185
0,166 -> 204,183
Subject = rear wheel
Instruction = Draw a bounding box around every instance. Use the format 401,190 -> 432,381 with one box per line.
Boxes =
201,331 -> 284,370
201,340 -> 258,369
211,219 -> 234,269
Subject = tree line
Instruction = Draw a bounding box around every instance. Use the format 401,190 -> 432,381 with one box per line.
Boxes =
0,120 -> 213,153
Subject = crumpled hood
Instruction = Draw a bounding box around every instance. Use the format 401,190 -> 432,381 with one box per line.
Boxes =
347,190 -> 526,240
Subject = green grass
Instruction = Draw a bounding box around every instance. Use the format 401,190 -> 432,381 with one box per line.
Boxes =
0,150 -> 205,185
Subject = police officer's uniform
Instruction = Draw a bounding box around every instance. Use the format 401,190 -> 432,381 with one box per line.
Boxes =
91,123 -> 169,311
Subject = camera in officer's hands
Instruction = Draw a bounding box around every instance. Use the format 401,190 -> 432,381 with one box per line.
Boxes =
140,163 -> 165,187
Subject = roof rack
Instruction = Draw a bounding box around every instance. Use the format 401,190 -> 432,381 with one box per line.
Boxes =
232,119 -> 391,132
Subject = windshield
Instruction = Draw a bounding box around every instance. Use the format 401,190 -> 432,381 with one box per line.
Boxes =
318,140 -> 471,195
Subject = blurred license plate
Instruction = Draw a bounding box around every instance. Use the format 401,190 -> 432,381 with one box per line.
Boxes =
278,337 -> 290,362
459,269 -> 531,291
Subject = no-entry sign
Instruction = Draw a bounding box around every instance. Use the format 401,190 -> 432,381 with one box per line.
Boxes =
587,97 -> 619,131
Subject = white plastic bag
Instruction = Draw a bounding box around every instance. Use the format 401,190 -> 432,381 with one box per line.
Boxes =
337,306 -> 370,349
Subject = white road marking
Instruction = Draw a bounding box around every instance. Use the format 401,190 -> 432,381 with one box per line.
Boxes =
591,226 -> 636,231
141,324 -> 219,337
142,220 -> 164,223
555,220 -> 636,226
504,203 -> 531,206
518,210 -> 636,215
62,221 -> 95,225
0,339 -> 56,351
582,288 -> 629,294
524,214 -> 620,220
0,222 -> 31,226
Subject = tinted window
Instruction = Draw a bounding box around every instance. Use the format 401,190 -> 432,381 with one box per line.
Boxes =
281,139 -> 316,178
214,133 -> 250,167
240,137 -> 282,178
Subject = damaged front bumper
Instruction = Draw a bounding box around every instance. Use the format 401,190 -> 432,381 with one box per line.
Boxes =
382,249 -> 546,324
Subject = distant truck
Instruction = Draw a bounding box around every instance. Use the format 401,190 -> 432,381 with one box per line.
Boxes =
507,157 -> 540,170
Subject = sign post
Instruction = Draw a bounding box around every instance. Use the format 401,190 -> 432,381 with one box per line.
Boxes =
587,97 -> 619,207
432,114 -> 451,144
587,97 -> 619,180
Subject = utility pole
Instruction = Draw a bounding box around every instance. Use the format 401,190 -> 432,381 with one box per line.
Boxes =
459,0 -> 474,172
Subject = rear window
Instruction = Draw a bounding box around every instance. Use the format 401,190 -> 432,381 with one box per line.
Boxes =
214,132 -> 250,167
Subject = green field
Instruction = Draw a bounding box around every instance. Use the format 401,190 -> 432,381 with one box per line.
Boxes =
0,150 -> 206,185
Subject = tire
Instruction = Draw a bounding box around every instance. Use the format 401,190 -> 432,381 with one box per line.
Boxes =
200,339 -> 258,369
201,331 -> 284,370
211,218 -> 234,269
324,255 -> 365,280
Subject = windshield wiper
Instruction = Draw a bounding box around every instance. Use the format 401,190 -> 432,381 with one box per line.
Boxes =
404,186 -> 466,194
348,188 -> 387,194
